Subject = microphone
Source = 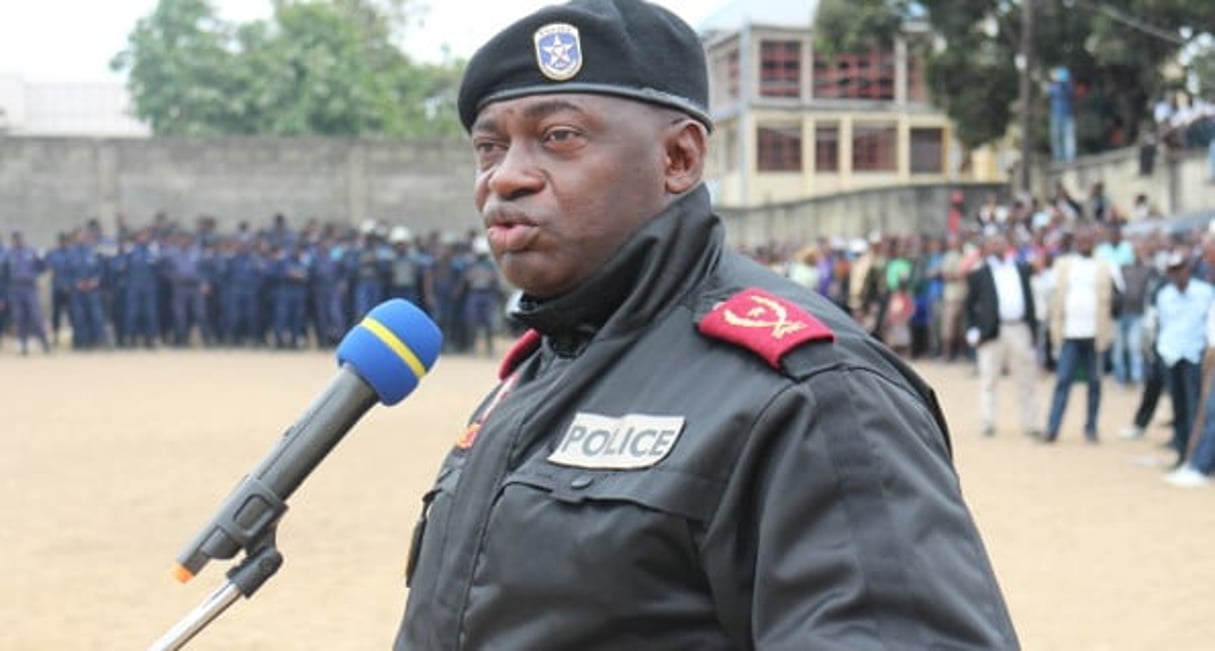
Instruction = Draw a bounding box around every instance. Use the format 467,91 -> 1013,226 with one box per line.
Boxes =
171,299 -> 442,584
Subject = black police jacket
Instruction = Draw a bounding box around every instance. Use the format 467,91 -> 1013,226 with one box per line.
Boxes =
395,187 -> 1019,650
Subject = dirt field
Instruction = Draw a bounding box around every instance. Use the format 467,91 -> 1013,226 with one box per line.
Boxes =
1,346 -> 1212,650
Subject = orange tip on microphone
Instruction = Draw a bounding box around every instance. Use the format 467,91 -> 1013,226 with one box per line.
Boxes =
172,563 -> 194,584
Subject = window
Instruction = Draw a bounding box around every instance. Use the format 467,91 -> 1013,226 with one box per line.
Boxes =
815,124 -> 839,172
760,40 -> 801,98
910,127 -> 944,173
713,47 -> 741,105
757,126 -> 802,172
813,47 -> 896,100
852,125 -> 897,171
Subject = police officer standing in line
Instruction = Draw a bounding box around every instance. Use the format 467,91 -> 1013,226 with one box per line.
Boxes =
164,231 -> 210,347
394,1 -> 1019,649
309,235 -> 347,348
457,236 -> 501,357
271,242 -> 310,349
45,232 -> 74,346
0,236 -> 10,346
119,229 -> 161,348
4,230 -> 52,355
428,238 -> 466,351
350,227 -> 390,321
223,236 -> 265,347
66,229 -> 111,349
386,226 -> 428,310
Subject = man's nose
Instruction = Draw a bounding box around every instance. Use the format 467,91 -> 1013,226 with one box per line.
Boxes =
487,144 -> 544,201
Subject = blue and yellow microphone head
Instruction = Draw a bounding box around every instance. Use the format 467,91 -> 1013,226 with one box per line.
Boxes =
338,300 -> 443,405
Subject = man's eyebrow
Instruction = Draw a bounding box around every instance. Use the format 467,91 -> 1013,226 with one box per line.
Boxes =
471,116 -> 499,135
522,98 -> 587,121
472,98 -> 588,134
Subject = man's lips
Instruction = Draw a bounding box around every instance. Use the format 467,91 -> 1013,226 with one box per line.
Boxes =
485,220 -> 541,253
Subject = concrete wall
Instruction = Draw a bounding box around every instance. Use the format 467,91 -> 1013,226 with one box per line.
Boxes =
1045,146 -> 1213,219
719,145 -> 1215,250
717,182 -> 1006,248
0,136 -> 476,244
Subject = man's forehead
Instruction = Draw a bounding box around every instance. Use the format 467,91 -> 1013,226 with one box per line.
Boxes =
473,93 -> 639,129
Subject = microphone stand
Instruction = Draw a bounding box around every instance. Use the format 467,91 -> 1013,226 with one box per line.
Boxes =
149,531 -> 284,651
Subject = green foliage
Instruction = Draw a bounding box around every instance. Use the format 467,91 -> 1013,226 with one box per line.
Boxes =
111,0 -> 465,137
925,34 -> 1019,149
915,0 -> 1215,151
1192,45 -> 1215,97
815,0 -> 1215,151
813,0 -> 905,60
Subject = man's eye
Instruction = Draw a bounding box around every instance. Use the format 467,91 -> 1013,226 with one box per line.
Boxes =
473,140 -> 500,154
544,128 -> 582,144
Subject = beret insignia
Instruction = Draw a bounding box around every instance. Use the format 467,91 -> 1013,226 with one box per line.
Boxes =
534,23 -> 583,81
698,288 -> 834,369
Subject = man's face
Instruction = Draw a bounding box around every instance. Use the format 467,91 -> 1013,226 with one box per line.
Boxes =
1074,230 -> 1095,255
1170,265 -> 1190,287
471,93 -> 673,298
987,236 -> 1008,259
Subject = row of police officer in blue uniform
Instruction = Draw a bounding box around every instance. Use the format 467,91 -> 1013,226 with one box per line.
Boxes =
0,224 -> 503,354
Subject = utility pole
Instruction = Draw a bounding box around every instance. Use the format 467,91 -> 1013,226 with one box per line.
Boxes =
1018,0 -> 1035,195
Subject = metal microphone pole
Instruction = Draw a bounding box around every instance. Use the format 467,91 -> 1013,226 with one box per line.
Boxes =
148,535 -> 283,650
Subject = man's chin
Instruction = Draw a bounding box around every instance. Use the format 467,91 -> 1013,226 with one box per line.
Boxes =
499,259 -> 574,300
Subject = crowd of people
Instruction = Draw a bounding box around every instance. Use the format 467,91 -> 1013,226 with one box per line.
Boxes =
754,182 -> 1215,489
0,213 -> 504,357
6,178 -> 1215,491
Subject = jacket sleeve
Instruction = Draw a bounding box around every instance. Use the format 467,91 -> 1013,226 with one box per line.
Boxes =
701,362 -> 1019,650
963,270 -> 979,332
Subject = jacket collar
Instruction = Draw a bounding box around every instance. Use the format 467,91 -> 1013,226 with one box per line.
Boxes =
511,185 -> 721,351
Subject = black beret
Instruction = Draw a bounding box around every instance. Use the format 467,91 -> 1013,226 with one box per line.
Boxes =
458,0 -> 711,132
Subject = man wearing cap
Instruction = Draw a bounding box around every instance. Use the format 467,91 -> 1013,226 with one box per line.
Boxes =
1154,250 -> 1214,466
457,236 -> 501,357
386,226 -> 428,311
394,1 -> 1019,648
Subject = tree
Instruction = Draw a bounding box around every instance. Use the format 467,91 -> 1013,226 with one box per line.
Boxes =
813,0 -> 1215,152
812,0 -> 905,61
1191,43 -> 1215,98
110,0 -> 243,135
111,0 -> 465,137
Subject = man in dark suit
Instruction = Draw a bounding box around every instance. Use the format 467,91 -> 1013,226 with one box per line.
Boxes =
965,231 -> 1040,437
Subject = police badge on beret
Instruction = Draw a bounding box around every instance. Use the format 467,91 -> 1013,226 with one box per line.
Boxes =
533,23 -> 583,80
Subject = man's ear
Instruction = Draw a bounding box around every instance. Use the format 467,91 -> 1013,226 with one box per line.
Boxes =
663,120 -> 708,195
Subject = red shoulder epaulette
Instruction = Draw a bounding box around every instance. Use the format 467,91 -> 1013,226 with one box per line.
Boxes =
498,329 -> 542,379
697,288 -> 834,369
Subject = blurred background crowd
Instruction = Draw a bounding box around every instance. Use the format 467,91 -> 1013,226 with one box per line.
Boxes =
0,214 -> 502,357
4,174 -> 1215,489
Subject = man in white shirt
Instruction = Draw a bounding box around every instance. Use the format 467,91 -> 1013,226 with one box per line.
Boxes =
1043,227 -> 1122,442
1154,251 -> 1214,467
964,232 -> 1040,437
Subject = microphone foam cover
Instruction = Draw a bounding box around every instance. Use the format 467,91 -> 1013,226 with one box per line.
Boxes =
337,299 -> 443,405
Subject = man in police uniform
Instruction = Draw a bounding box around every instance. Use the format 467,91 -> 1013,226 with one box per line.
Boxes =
395,1 -> 1020,648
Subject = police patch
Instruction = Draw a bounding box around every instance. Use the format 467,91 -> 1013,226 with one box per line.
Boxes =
698,288 -> 834,369
548,413 -> 685,470
533,23 -> 583,81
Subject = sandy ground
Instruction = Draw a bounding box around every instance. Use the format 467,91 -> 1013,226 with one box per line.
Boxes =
1,344 -> 1213,650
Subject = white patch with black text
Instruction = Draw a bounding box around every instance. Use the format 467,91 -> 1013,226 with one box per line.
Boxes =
548,413 -> 686,469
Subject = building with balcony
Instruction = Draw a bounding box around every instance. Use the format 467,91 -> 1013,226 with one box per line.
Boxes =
700,0 -> 1006,208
